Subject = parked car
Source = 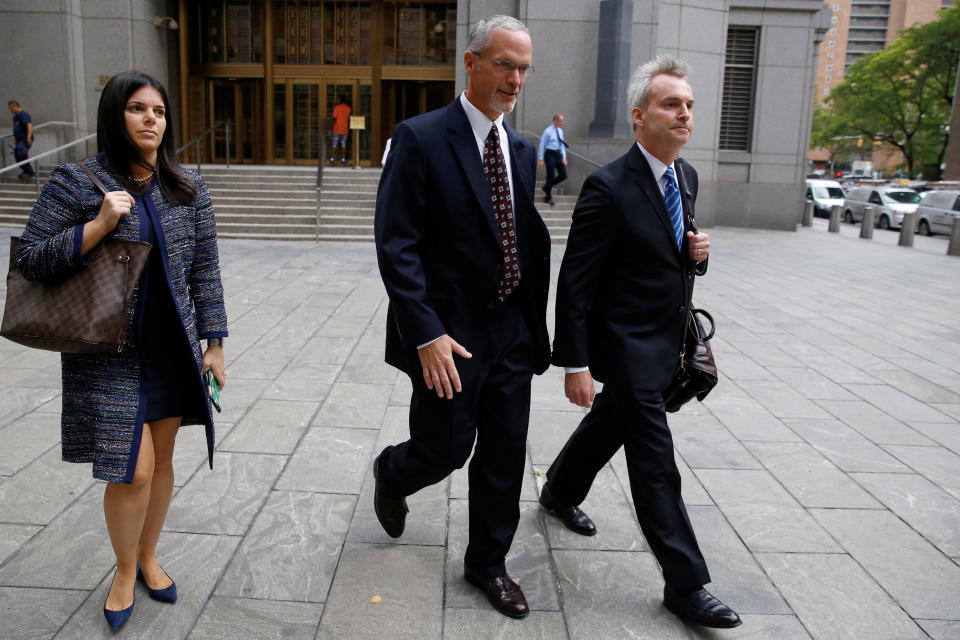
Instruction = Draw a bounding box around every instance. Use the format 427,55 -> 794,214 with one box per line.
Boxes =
842,186 -> 921,229
805,179 -> 846,217
916,189 -> 960,236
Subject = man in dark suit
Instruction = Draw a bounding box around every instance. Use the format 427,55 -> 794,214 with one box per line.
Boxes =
372,15 -> 550,619
540,55 -> 741,629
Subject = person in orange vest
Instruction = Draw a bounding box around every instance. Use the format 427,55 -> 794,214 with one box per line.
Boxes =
330,96 -> 352,166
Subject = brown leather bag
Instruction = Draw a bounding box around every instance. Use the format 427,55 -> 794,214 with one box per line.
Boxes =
0,164 -> 151,353
662,306 -> 718,412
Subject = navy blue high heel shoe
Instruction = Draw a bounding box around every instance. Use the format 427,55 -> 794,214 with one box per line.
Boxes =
137,564 -> 178,603
103,573 -> 135,631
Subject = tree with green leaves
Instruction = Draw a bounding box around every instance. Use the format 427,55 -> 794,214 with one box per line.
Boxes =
812,7 -> 959,179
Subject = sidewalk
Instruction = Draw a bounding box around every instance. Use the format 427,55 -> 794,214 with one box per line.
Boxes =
0,222 -> 958,639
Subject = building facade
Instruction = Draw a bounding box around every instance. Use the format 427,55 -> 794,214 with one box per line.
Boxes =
3,0 -> 831,230
809,0 -> 951,172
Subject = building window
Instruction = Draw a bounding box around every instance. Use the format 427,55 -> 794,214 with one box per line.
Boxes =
824,87 -> 831,95
200,0 -> 266,63
830,28 -> 837,35
829,40 -> 835,47
272,0 -> 371,64
383,2 -> 456,66
719,26 -> 759,152
825,76 -> 831,83
827,52 -> 834,59
833,3 -> 839,10
831,16 -> 838,23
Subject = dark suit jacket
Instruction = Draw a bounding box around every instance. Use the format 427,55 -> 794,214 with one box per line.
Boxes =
552,143 -> 706,391
375,98 -> 552,377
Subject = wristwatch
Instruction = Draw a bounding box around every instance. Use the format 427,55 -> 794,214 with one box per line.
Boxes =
207,337 -> 224,347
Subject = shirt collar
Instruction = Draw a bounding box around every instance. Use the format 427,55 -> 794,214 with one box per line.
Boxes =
460,91 -> 505,143
635,141 -> 675,185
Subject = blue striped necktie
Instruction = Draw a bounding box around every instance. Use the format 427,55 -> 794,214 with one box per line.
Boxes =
664,166 -> 683,250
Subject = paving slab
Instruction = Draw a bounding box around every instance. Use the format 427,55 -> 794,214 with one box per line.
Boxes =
811,508 -> 960,620
757,552 -> 927,640
190,597 -> 324,640
316,543 -> 443,640
216,490 -> 355,601
0,586 -> 90,640
744,441 -> 881,508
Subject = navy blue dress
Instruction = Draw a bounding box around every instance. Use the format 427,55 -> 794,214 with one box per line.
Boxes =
137,182 -> 202,423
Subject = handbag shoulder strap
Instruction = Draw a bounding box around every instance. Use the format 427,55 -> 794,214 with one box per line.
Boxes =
78,162 -> 110,196
676,157 -> 697,305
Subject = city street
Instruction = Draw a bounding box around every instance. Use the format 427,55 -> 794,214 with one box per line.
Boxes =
1,221 -> 958,639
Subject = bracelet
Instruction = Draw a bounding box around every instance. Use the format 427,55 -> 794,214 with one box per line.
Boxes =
207,337 -> 224,347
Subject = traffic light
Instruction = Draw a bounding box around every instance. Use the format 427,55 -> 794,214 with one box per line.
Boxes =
836,171 -> 842,178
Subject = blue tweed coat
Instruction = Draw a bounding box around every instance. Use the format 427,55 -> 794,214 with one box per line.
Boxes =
16,156 -> 228,483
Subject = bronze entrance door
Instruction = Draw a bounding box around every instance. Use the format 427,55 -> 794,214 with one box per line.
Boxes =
274,80 -> 372,166
209,79 -> 262,163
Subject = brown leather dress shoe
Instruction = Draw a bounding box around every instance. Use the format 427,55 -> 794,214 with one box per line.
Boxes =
464,568 -> 529,618
373,453 -> 408,538
663,584 -> 742,628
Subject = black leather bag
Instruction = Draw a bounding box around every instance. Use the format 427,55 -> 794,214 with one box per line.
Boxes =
662,160 -> 718,412
0,164 -> 151,353
663,306 -> 717,412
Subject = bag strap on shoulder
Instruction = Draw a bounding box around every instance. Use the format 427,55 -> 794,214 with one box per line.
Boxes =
78,162 -> 110,196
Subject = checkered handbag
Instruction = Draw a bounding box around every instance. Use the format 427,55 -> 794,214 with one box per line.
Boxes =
0,164 -> 151,353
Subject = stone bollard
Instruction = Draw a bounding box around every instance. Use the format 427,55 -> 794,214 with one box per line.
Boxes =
828,205 -> 842,232
860,207 -> 874,239
802,201 -> 814,227
949,217 -> 960,256
899,212 -> 916,247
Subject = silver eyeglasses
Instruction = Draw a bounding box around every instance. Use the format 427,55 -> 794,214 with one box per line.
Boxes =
471,52 -> 536,75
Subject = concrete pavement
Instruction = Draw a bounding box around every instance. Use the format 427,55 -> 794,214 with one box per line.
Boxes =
0,219 -> 959,639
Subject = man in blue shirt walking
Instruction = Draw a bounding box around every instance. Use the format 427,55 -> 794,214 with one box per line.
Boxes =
537,113 -> 567,206
8,100 -> 35,177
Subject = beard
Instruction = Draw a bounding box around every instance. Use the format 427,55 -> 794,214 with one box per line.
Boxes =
490,90 -> 518,114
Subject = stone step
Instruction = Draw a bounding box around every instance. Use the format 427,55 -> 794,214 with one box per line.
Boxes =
217,221 -> 316,234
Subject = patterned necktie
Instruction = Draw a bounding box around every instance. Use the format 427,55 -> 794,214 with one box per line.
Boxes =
664,166 -> 684,250
483,125 -> 520,302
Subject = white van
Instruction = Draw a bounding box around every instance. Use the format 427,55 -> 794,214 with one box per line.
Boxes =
804,179 -> 846,218
916,189 -> 960,236
842,185 -> 920,229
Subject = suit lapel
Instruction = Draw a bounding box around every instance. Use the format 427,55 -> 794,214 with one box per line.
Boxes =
446,100 -> 499,242
626,145 -> 680,252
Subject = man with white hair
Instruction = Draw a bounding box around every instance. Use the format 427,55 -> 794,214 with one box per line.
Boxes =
373,15 -> 551,618
539,55 -> 741,629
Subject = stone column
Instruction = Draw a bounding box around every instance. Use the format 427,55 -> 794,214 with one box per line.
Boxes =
588,0 -> 634,138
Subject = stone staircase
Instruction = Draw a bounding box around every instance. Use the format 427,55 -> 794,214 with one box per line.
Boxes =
0,165 -> 575,244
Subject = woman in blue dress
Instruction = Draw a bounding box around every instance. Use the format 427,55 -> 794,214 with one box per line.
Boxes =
16,72 -> 228,631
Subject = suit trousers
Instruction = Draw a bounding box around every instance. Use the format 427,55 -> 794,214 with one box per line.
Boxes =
545,387 -> 711,589
379,298 -> 534,577
543,149 -> 566,198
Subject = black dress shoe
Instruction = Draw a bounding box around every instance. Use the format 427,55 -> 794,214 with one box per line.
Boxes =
663,584 -> 742,629
373,453 -> 408,538
539,484 -> 596,536
464,568 -> 529,618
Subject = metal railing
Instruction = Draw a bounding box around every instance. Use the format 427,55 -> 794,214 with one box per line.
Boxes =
0,133 -> 96,195
316,126 -> 326,242
176,121 -> 231,173
519,129 -> 604,169
1,121 -> 80,168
